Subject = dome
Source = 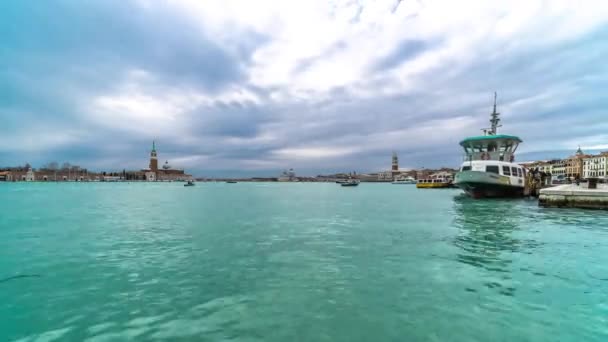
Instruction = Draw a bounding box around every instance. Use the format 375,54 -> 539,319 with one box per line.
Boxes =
163,160 -> 171,170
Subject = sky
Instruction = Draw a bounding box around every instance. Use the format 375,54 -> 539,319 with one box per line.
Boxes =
1,0 -> 608,177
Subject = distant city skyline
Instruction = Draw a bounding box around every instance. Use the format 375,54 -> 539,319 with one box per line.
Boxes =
2,1 -> 608,177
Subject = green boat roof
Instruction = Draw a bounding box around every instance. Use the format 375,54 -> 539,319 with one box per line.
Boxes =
459,134 -> 522,146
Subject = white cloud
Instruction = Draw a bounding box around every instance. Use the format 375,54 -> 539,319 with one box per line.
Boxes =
5,0 -> 608,174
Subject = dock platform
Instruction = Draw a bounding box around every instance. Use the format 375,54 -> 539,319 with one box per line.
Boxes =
539,184 -> 608,209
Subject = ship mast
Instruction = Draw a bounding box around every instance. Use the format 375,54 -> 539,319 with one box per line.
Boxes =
489,92 -> 501,135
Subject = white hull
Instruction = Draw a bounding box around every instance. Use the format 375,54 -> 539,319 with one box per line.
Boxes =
455,161 -> 525,198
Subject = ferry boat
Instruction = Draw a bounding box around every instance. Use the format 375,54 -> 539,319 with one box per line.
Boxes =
416,173 -> 453,188
454,93 -> 526,198
392,176 -> 416,184
340,179 -> 360,187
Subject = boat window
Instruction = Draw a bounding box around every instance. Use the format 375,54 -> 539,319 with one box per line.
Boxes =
511,167 -> 518,176
502,166 -> 511,176
461,166 -> 471,171
518,168 -> 523,177
488,142 -> 497,152
486,165 -> 499,174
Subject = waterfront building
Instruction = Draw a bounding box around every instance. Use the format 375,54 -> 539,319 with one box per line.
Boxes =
391,151 -> 399,176
0,141 -> 191,182
140,141 -> 193,181
551,159 -> 567,178
583,152 -> 608,179
144,171 -> 156,181
565,147 -> 589,179
377,152 -> 417,181
520,160 -> 556,175
24,168 -> 35,181
149,141 -> 159,173
0,171 -> 13,181
278,169 -> 298,182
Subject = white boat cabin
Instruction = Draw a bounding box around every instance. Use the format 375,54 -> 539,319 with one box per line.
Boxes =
459,135 -> 526,187
460,134 -> 522,163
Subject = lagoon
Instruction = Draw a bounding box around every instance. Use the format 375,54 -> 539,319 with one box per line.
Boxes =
1,182 -> 608,341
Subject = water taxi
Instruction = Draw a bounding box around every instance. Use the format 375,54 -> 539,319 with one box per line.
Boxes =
454,93 -> 526,198
340,179 -> 360,187
184,180 -> 195,187
416,173 -> 453,188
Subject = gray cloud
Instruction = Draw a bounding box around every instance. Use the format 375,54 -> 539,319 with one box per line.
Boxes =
1,1 -> 608,177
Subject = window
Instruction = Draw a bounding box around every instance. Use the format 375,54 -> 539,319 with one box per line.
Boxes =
486,165 -> 499,174
511,167 -> 518,176
518,168 -> 523,177
461,166 -> 471,171
502,166 -> 511,176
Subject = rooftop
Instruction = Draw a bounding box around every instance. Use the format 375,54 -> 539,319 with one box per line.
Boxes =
459,134 -> 522,146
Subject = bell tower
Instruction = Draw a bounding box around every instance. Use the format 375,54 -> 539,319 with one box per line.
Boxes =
392,151 -> 399,171
149,140 -> 158,172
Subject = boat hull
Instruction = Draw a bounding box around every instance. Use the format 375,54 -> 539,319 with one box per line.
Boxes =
455,171 -> 523,198
416,182 -> 452,189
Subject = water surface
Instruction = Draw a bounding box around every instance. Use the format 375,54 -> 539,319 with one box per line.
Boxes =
1,183 -> 607,341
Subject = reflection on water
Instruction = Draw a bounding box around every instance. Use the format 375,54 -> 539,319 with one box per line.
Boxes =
452,196 -> 543,295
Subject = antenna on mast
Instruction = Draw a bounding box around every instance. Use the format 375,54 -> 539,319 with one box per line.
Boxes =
489,91 -> 501,135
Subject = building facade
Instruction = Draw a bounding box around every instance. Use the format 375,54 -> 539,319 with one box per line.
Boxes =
0,171 -> 13,181
583,152 -> 608,179
377,152 -> 418,181
564,147 -> 589,179
144,142 -> 193,181
551,159 -> 566,178
0,141 -> 192,182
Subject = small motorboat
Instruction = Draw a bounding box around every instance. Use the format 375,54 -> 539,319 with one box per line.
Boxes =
226,181 -> 237,183
341,179 -> 360,187
184,180 -> 195,187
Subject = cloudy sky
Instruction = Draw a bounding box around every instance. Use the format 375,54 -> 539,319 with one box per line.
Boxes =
2,0 -> 608,176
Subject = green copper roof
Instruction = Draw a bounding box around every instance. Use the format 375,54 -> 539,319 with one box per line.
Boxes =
459,134 -> 522,146
152,140 -> 156,152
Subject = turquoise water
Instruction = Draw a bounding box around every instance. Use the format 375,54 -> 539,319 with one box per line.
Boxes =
1,182 -> 608,341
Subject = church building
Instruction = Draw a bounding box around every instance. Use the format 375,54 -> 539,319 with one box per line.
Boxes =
142,141 -> 193,181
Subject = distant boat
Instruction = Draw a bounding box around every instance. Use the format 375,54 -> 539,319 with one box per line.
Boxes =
341,179 -> 360,187
226,181 -> 237,183
184,180 -> 195,187
416,173 -> 453,189
336,179 -> 348,184
392,176 -> 416,184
